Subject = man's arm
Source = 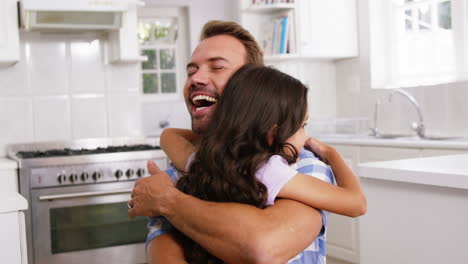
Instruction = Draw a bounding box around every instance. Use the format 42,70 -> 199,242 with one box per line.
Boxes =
129,161 -> 322,264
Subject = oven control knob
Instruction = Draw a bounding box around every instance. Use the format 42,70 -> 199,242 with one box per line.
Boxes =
57,174 -> 67,184
69,174 -> 78,183
115,170 -> 123,179
126,169 -> 134,178
81,172 -> 89,181
136,168 -> 145,177
92,172 -> 102,181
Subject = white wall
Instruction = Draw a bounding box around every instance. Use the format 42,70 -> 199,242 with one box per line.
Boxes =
0,0 -> 236,157
0,32 -> 142,157
274,60 -> 337,123
335,0 -> 468,138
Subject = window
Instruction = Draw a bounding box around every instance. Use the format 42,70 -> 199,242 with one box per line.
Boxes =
370,0 -> 468,88
137,7 -> 188,100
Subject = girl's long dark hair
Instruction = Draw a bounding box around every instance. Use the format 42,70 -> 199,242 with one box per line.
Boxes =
175,65 -> 308,264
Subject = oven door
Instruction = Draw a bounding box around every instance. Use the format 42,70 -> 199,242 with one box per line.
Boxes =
30,181 -> 147,264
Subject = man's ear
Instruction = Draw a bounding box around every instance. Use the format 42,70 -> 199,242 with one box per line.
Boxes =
267,124 -> 278,145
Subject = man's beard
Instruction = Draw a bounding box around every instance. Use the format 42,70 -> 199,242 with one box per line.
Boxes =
191,116 -> 209,135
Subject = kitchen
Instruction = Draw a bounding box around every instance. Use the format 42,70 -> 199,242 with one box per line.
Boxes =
1,0 -> 467,264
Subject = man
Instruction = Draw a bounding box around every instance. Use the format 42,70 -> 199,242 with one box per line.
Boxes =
128,20 -> 334,264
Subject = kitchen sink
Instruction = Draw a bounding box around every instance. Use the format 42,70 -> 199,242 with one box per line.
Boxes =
373,134 -> 414,139
371,134 -> 462,141
419,136 -> 462,141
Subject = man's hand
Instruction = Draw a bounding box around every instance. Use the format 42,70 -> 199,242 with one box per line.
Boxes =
128,160 -> 176,219
305,137 -> 334,164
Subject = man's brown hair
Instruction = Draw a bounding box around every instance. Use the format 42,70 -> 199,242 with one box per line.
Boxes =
200,20 -> 264,65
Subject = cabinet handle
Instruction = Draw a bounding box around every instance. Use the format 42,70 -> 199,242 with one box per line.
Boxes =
38,189 -> 132,201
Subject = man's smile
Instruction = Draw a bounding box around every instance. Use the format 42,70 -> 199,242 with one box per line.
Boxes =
190,92 -> 218,113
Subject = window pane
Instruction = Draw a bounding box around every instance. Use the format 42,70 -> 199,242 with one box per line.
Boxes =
153,18 -> 178,44
143,73 -> 159,94
160,49 -> 175,69
141,49 -> 157,69
137,22 -> 153,44
161,73 -> 176,93
418,5 -> 431,30
438,1 -> 451,30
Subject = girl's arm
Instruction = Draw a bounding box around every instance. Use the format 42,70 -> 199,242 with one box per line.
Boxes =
160,128 -> 198,171
147,233 -> 188,264
278,138 -> 367,217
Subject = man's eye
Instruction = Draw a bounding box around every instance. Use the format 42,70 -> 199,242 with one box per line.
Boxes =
302,122 -> 308,128
212,66 -> 225,71
187,69 -> 197,76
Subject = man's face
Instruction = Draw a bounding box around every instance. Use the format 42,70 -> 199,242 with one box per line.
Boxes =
184,35 -> 247,134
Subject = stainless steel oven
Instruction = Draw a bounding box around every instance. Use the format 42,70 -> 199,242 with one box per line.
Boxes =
8,138 -> 167,264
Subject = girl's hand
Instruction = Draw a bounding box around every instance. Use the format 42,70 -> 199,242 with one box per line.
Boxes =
305,137 -> 334,164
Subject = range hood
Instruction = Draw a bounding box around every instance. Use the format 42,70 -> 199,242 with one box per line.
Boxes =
20,0 -> 130,31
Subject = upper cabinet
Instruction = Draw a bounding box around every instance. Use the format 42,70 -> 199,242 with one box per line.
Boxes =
0,0 -> 20,67
238,0 -> 358,62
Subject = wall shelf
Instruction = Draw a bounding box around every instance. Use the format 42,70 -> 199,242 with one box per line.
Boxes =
243,3 -> 296,13
238,0 -> 358,62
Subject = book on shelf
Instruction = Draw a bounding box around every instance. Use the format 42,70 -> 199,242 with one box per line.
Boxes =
257,14 -> 295,56
287,11 -> 296,54
251,0 -> 295,4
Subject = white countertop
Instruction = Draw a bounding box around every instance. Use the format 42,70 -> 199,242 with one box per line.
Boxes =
0,193 -> 28,213
0,158 -> 18,170
316,134 -> 468,149
358,154 -> 468,189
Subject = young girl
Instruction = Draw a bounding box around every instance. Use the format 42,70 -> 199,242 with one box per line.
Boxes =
161,64 -> 366,263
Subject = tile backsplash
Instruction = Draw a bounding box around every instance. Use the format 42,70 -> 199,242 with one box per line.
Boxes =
0,32 -> 178,157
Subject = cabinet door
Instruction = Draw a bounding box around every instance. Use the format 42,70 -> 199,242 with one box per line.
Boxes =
297,0 -> 357,58
0,0 -> 20,66
327,145 -> 360,263
359,146 -> 420,163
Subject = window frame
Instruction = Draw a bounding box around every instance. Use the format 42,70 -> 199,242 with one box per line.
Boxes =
370,0 -> 468,89
137,7 -> 188,102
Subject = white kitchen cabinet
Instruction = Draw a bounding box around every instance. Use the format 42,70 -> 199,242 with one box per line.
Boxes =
324,141 -> 468,263
327,145 -> 420,263
327,145 -> 360,264
296,0 -> 357,59
237,0 -> 358,62
0,159 -> 28,264
359,146 -> 420,162
420,148 -> 467,157
0,0 -> 20,67
358,155 -> 468,264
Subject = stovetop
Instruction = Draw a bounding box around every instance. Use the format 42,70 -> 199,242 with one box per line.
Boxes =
8,137 -> 166,188
16,144 -> 161,159
7,137 -> 161,161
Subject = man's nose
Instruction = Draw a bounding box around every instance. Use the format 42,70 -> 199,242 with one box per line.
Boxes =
191,68 -> 209,85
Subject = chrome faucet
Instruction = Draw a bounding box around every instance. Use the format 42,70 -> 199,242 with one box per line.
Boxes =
388,89 -> 426,138
371,89 -> 425,138
370,97 -> 382,137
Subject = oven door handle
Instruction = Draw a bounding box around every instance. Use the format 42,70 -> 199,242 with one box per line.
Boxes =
38,188 -> 133,201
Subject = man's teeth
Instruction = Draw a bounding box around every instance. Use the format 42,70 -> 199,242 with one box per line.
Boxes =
195,106 -> 207,111
192,95 -> 217,103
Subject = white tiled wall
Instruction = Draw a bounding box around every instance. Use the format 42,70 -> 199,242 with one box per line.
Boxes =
274,60 -> 337,122
0,32 -> 146,156
335,57 -> 468,138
